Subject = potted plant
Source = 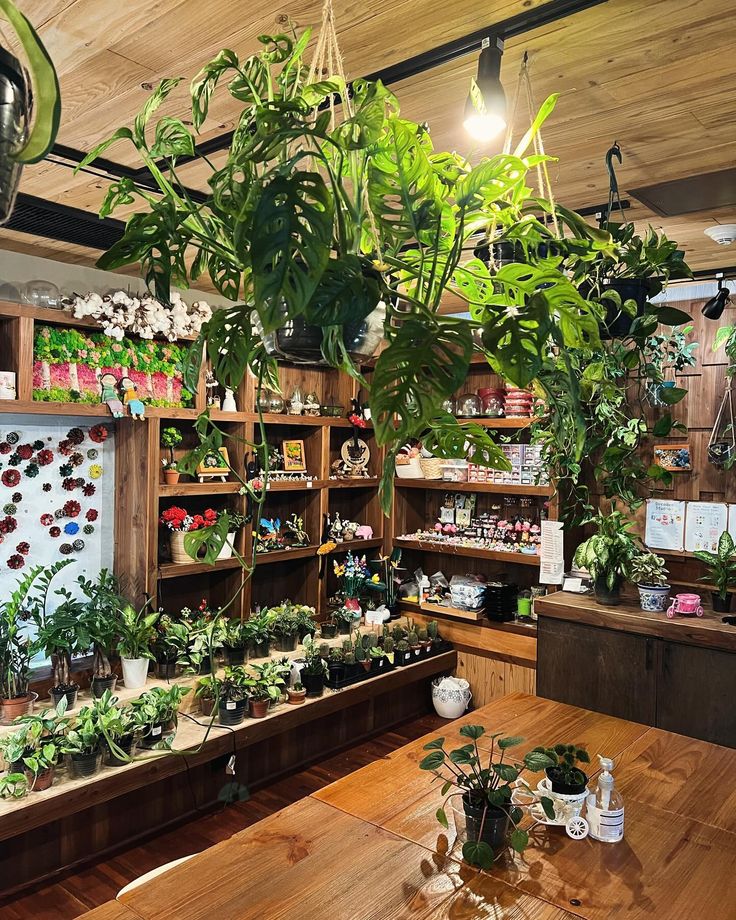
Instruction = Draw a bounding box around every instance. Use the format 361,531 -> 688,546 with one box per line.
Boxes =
694,530 -> 736,613
319,620 -> 338,640
116,602 -> 159,689
268,602 -> 300,652
77,569 -> 127,697
178,602 -> 226,675
152,613 -> 190,679
259,657 -> 292,707
92,690 -> 137,766
194,674 -> 220,717
0,772 -> 28,799
630,552 -> 671,612
61,704 -> 104,778
161,426 -> 183,484
0,564 -> 58,723
298,638 -> 327,698
130,684 -> 190,749
32,582 -> 88,710
243,611 -> 272,659
217,509 -> 247,561
332,553 -> 373,630
243,674 -> 277,719
368,549 -> 403,618
419,725 -> 555,868
222,617 -> 248,665
292,604 -> 317,643
573,510 -> 640,606
159,506 -> 217,564
287,681 -> 306,705
0,699 -> 70,792
217,667 -> 249,726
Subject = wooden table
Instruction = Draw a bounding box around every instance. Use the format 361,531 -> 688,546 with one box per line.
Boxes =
79,693 -> 736,919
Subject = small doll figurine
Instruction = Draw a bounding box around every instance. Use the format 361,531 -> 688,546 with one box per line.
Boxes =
119,376 -> 146,420
100,372 -> 124,418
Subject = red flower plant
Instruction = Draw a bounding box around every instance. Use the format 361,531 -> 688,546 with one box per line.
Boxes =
0,516 -> 17,534
63,500 -> 81,518
40,513 -> 54,526
89,424 -> 108,443
16,542 -> 29,555
66,428 -> 84,445
159,506 -> 191,532
37,448 -> 54,466
7,554 -> 24,570
1,469 -> 20,488
86,508 -> 98,522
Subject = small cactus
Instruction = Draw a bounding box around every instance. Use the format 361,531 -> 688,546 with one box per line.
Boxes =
383,636 -> 394,654
354,643 -> 366,662
418,627 -> 428,643
382,624 -> 389,638
319,642 -> 330,659
396,639 -> 409,652
362,634 -> 372,650
344,650 -> 355,665
408,630 -> 419,647
329,648 -> 343,662
391,625 -> 405,643
427,620 -> 439,640
342,638 -> 352,653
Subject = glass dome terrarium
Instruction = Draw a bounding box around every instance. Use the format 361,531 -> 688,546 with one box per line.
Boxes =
456,393 -> 481,418
23,280 -> 61,310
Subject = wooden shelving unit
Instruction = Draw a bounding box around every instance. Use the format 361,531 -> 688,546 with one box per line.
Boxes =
395,538 -> 542,566
395,479 -> 552,496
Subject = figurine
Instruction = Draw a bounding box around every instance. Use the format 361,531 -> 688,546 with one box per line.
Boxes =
303,392 -> 321,417
221,388 -> 237,412
257,517 -> 283,553
288,387 -> 304,416
355,524 -> 373,540
330,511 -> 344,543
342,520 -> 358,541
119,376 -> 145,420
205,370 -> 220,408
284,514 -> 310,547
100,372 -> 124,418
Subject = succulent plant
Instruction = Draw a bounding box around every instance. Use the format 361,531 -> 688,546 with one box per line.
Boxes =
418,627 -> 428,643
354,642 -> 366,662
383,636 -> 394,654
396,639 -> 409,652
408,630 -> 419,647
329,648 -> 343,663
344,650 -> 355,665
319,642 -> 330,659
427,620 -> 439,640
391,625 -> 405,643
342,638 -> 353,653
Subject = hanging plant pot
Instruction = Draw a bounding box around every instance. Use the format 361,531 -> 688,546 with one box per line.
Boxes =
707,383 -> 735,469
598,278 -> 649,339
0,48 -> 27,225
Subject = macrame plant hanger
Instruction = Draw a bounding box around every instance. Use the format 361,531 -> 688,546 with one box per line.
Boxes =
708,379 -> 736,469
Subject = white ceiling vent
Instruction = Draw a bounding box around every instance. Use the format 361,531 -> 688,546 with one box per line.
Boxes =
705,224 -> 736,246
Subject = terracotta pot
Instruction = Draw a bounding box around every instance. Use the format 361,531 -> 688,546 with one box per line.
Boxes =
0,692 -> 37,725
163,469 -> 180,484
27,767 -> 55,792
200,696 -> 215,717
287,690 -> 307,705
248,698 -> 270,719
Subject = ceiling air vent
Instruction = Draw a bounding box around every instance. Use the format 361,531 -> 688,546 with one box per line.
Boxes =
629,168 -> 736,217
4,193 -> 125,251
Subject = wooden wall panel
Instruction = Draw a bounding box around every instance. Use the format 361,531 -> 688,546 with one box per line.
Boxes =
455,650 -> 536,709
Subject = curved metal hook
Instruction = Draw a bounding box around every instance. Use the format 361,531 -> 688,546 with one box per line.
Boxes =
605,142 -> 622,194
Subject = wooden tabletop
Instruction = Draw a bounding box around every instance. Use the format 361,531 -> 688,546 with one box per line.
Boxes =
536,590 -> 736,653
80,693 -> 736,920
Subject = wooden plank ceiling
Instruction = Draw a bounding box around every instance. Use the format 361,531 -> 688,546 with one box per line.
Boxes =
2,0 -> 735,294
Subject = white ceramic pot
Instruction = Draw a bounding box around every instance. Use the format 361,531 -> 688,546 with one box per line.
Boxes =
121,657 -> 149,690
432,676 -> 472,719
217,533 -> 236,560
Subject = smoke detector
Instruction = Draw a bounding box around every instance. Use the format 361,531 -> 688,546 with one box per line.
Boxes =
705,224 -> 736,246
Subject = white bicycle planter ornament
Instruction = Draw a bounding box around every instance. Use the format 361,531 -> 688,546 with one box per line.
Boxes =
511,777 -> 590,839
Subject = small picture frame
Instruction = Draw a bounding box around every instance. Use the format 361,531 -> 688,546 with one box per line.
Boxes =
197,446 -> 231,482
455,507 -> 472,528
282,439 -> 306,472
653,443 -> 692,472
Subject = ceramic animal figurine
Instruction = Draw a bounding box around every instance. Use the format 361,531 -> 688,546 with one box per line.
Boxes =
119,376 -> 146,420
221,387 -> 237,412
355,525 -> 373,540
100,372 -> 124,418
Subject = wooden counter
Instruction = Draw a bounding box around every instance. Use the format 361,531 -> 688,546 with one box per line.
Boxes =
80,693 -> 736,920
536,591 -> 736,747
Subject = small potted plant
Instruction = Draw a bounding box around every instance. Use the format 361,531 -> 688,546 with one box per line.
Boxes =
0,772 -> 28,800
116,602 -> 159,690
243,679 -> 274,719
268,603 -> 300,652
394,638 -> 412,666
0,699 -> 70,793
287,681 -> 307,705
92,691 -> 137,766
217,667 -> 249,726
178,604 -> 226,675
217,509 -> 247,561
61,704 -> 104,778
630,552 -> 671,612
243,611 -> 272,659
222,618 -> 248,665
161,426 -> 183,484
159,506 -> 217,564
33,584 -> 88,710
573,510 -> 640,605
300,637 -> 328,697
419,725 -> 555,868
194,674 -> 220,717
77,569 -> 127,697
293,604 -> 317,643
152,613 -> 190,679
328,647 -> 346,683
319,619 -> 338,639
533,743 -> 591,795
694,530 -> 736,613
130,684 -> 190,749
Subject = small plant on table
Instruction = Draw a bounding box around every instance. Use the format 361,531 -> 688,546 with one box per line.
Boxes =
694,530 -> 736,613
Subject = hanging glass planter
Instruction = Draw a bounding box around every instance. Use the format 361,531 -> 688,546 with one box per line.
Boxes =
707,381 -> 735,469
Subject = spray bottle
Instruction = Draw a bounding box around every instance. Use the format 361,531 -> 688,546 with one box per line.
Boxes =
585,755 -> 624,843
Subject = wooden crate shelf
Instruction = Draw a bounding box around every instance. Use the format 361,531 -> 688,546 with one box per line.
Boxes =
158,482 -> 243,497
395,479 -> 552,496
395,538 -> 541,566
158,557 -> 244,579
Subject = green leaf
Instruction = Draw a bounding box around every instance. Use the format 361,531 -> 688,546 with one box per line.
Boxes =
509,828 -> 529,854
423,737 -> 446,751
419,750 -> 445,771
512,93 -> 559,158
304,256 -> 381,327
523,750 -> 555,772
492,763 -> 520,782
150,116 -> 195,159
540,795 -> 556,821
656,386 -> 687,405
449,745 -> 478,765
134,78 -> 183,147
251,171 -> 333,331
191,49 -> 239,129
99,177 -> 138,218
656,306 -> 692,327
497,735 -> 524,750
459,724 -> 486,740
455,154 -> 527,209
440,781 -> 452,796
0,0 -> 61,163
76,127 -> 134,172
718,530 -> 735,561
713,325 -> 734,352
652,414 -> 674,437
462,840 -> 494,870
423,415 -> 510,471
436,807 -> 449,830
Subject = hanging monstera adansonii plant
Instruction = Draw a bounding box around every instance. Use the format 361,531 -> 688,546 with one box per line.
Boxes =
79,16 -> 620,512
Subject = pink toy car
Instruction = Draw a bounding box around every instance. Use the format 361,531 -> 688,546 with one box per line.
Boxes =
666,593 -> 704,619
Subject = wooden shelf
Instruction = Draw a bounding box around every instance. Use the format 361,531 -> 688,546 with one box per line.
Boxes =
456,417 -> 540,428
0,401 -> 199,418
158,557 -> 243,579
262,479 -> 324,492
327,477 -> 380,489
398,599 -> 538,636
158,482 -> 243,497
330,538 -> 384,553
395,537 -> 541,566
395,479 -> 551,496
255,545 -> 321,564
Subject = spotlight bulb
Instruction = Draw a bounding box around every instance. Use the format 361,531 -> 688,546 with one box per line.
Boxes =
464,36 -> 506,143
463,111 -> 507,142
702,285 -> 730,321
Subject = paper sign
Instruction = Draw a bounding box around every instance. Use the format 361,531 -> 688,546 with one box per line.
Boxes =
729,506 -> 736,542
685,502 -> 728,553
645,499 -> 685,551
562,577 -> 584,593
540,520 -> 565,585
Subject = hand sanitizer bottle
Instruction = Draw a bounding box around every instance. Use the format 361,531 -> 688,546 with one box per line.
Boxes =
586,755 -> 624,843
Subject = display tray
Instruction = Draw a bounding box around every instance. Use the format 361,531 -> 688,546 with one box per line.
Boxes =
418,601 -> 484,621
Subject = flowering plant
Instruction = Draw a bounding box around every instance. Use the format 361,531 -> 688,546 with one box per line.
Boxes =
333,552 -> 374,599
159,506 -> 218,533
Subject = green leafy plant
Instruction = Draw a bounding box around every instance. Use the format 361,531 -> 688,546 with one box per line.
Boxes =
60,704 -> 102,757
0,565 -> 57,701
532,743 -> 590,788
694,531 -> 736,602
152,613 -> 191,663
116,601 -> 160,660
29,562 -> 88,690
419,725 -> 555,868
76,569 -> 128,679
242,660 -> 287,703
0,698 -> 70,783
161,426 -> 183,468
90,690 -> 136,760
573,510 -> 640,591
130,684 -> 190,731
0,772 -> 28,798
630,552 -> 669,588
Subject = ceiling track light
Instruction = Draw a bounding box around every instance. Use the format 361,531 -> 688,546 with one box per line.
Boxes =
464,36 -> 507,142
702,273 -> 732,321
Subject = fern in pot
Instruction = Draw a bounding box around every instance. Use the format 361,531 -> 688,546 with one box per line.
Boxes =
573,510 -> 640,606
630,552 -> 671,612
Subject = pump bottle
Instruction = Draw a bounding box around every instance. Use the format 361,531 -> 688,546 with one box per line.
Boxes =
585,755 -> 624,843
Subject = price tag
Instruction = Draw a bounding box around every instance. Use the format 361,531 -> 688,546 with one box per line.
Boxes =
307,481 -> 313,488
151,725 -> 162,736
226,701 -> 236,710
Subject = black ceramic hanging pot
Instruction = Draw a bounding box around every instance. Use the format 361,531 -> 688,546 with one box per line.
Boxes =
0,47 -> 27,225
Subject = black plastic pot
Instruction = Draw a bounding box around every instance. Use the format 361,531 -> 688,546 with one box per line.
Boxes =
328,662 -> 346,683
462,795 -> 509,849
250,639 -> 271,659
91,675 -> 117,699
68,750 -> 102,779
105,733 -> 135,767
594,575 -> 622,607
50,686 -> 78,710
218,698 -> 247,726
599,278 -> 649,339
198,657 -> 213,675
140,722 -> 172,749
298,626 -> 316,643
320,623 -> 337,639
712,592 -> 733,613
369,656 -> 387,674
156,658 -> 178,680
394,649 -> 413,667
272,634 -> 298,653
337,622 -> 352,636
546,767 -> 588,796
301,672 -> 325,698
224,644 -> 246,666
